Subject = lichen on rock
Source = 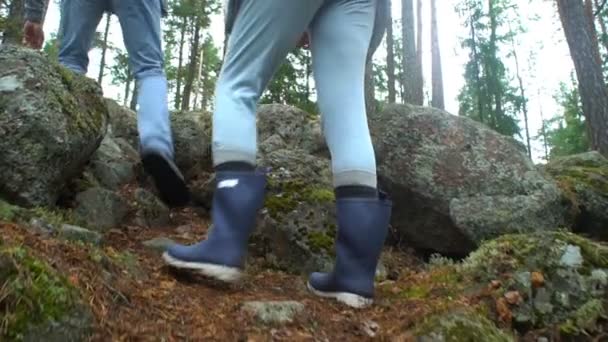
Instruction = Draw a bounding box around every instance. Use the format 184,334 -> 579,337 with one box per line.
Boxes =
0,45 -> 108,207
460,231 -> 608,337
543,151 -> 608,240
413,310 -> 515,341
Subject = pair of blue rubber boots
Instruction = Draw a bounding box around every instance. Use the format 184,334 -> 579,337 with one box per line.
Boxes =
163,170 -> 392,308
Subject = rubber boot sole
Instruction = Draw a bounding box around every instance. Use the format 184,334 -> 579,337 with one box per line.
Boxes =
162,252 -> 242,283
142,153 -> 190,207
307,282 -> 373,309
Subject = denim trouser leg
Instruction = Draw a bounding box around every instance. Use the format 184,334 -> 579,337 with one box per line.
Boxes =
311,0 -> 377,188
213,0 -> 377,187
57,0 -> 107,74
211,0 -> 324,166
112,0 -> 173,157
58,0 -> 173,158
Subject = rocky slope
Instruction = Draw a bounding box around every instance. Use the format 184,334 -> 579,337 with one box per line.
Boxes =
1,45 -> 608,341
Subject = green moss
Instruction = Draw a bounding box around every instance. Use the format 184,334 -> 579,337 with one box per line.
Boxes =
0,245 -> 78,340
307,230 -> 334,253
0,199 -> 19,222
27,207 -> 80,229
47,62 -> 107,137
399,266 -> 465,300
413,311 -> 514,341
264,179 -> 334,219
559,299 -> 606,335
304,188 -> 334,203
553,166 -> 608,195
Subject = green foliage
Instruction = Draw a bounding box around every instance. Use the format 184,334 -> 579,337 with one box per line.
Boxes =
260,49 -> 317,115
544,81 -> 590,159
0,245 -> 78,340
456,0 -> 523,138
414,311 -> 514,341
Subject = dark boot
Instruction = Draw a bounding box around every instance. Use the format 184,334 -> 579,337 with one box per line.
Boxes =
307,191 -> 391,308
163,170 -> 266,283
141,149 -> 190,208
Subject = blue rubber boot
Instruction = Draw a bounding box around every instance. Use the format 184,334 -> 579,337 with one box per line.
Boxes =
308,191 -> 392,308
162,170 -> 267,283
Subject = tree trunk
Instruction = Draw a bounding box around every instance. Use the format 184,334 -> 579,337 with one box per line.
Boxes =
174,16 -> 187,110
365,62 -> 376,116
430,0 -> 444,109
123,75 -> 132,107
508,22 -> 531,158
3,0 -> 24,44
97,13 -> 112,85
594,0 -> 608,56
538,89 -> 550,161
193,44 -> 205,110
557,0 -> 608,157
386,0 -> 396,104
585,0 -> 603,65
415,0 -> 424,105
469,9 -> 484,124
181,20 -> 202,111
130,81 -> 138,111
402,0 -> 419,104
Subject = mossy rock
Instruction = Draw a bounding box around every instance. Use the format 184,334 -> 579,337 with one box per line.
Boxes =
413,310 -> 515,341
0,198 -> 84,232
460,231 -> 608,337
543,151 -> 608,240
0,244 -> 93,341
254,175 -> 337,274
0,44 -> 108,207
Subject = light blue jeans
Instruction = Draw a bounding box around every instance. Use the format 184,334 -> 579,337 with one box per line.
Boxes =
58,0 -> 173,157
214,0 -> 378,188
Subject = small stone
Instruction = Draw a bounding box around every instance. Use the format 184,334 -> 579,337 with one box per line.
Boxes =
361,320 -> 379,338
504,291 -> 522,305
537,337 -> 549,342
375,261 -> 388,282
242,301 -> 305,325
58,224 -> 102,245
490,280 -> 502,289
142,237 -> 176,252
591,269 -> 608,286
531,272 -> 545,288
560,245 -> 583,269
27,218 -> 55,236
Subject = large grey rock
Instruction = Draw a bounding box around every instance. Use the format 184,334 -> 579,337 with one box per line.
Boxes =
543,151 -> 608,241
105,98 -> 138,148
252,150 -> 336,274
88,134 -> 139,190
0,45 -> 107,207
74,187 -> 128,231
170,110 -> 212,179
369,104 -> 568,255
257,104 -> 326,157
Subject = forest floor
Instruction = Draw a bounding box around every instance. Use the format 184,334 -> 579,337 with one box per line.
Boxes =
0,191 -> 485,341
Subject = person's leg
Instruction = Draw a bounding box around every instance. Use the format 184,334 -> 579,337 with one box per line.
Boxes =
112,0 -> 189,207
57,0 -> 107,74
307,0 -> 392,308
163,0 -> 323,283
